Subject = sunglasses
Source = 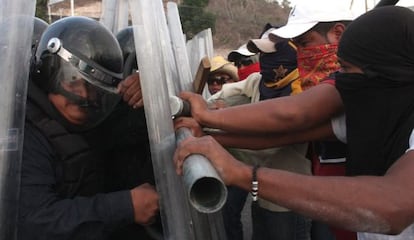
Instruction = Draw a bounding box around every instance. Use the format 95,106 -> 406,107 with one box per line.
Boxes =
207,76 -> 231,85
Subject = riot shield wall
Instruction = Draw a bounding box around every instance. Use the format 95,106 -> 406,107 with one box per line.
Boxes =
128,0 -> 195,239
100,0 -> 129,33
0,0 -> 36,239
167,3 -> 227,240
186,28 -> 214,99
128,0 -> 227,239
166,2 -> 193,92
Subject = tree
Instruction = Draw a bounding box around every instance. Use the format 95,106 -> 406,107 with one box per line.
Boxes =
36,0 -> 49,22
178,0 -> 216,39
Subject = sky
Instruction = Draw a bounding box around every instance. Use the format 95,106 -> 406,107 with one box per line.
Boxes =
397,0 -> 414,6
284,0 -> 414,9
280,0 -> 414,18
350,0 -> 414,15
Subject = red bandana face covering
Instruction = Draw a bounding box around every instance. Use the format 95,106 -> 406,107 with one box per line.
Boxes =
297,43 -> 340,90
237,62 -> 260,80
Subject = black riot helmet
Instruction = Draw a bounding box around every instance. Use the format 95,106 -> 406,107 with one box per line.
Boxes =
116,26 -> 138,77
32,16 -> 124,129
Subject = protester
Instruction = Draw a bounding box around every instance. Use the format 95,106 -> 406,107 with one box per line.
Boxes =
174,5 -> 414,239
210,32 -> 312,240
268,2 -> 356,238
207,56 -> 239,95
227,43 -> 260,81
19,16 -> 159,240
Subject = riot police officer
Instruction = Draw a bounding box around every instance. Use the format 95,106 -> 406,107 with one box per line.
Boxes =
19,16 -> 159,240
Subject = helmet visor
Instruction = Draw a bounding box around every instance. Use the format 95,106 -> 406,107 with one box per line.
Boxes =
53,59 -> 121,128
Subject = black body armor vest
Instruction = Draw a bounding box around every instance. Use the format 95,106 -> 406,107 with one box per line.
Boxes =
26,100 -> 103,198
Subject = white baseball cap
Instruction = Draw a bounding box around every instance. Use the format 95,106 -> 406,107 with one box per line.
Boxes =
227,44 -> 256,62
229,44 -> 255,57
270,0 -> 355,39
246,27 -> 277,53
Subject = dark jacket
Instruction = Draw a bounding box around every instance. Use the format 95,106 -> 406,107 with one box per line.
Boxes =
18,82 -> 156,240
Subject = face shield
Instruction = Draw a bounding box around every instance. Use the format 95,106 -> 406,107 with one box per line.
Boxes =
47,37 -> 122,128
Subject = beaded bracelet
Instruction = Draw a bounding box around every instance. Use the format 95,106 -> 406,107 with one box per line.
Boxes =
251,164 -> 260,202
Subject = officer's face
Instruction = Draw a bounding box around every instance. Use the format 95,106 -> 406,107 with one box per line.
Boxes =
48,78 -> 89,125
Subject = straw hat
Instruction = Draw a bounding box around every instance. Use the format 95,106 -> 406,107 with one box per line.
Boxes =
210,56 -> 239,81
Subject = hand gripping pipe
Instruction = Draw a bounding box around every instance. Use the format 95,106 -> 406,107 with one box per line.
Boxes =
175,127 -> 228,213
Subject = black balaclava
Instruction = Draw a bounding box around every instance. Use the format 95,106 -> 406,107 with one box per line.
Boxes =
335,6 -> 414,176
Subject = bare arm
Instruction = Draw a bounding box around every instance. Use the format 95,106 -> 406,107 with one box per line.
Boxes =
180,83 -> 343,134
174,136 -> 414,234
211,121 -> 336,149
256,151 -> 414,234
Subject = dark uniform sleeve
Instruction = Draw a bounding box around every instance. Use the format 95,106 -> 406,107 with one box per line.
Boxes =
18,124 -> 135,240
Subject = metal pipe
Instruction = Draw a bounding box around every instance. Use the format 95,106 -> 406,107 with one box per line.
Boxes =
175,128 -> 227,213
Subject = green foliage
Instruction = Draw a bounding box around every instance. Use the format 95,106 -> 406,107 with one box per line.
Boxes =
35,0 -> 49,22
182,0 -> 209,8
178,0 -> 216,39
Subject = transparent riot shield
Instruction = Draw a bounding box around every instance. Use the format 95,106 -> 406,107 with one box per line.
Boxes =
0,0 -> 36,239
166,2 -> 193,92
166,3 -> 227,240
186,28 -> 214,78
129,0 -> 227,239
186,28 -> 214,99
100,0 -> 129,33
128,0 -> 195,239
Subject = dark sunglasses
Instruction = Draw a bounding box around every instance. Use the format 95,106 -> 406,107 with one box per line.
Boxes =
207,76 -> 231,85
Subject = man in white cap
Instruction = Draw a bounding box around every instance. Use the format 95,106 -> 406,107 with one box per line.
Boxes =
270,0 -> 354,89
269,1 -> 356,239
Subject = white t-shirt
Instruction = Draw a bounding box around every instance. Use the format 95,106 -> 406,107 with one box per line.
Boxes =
331,113 -> 347,143
358,224 -> 414,240
331,115 -> 414,239
331,114 -> 414,151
